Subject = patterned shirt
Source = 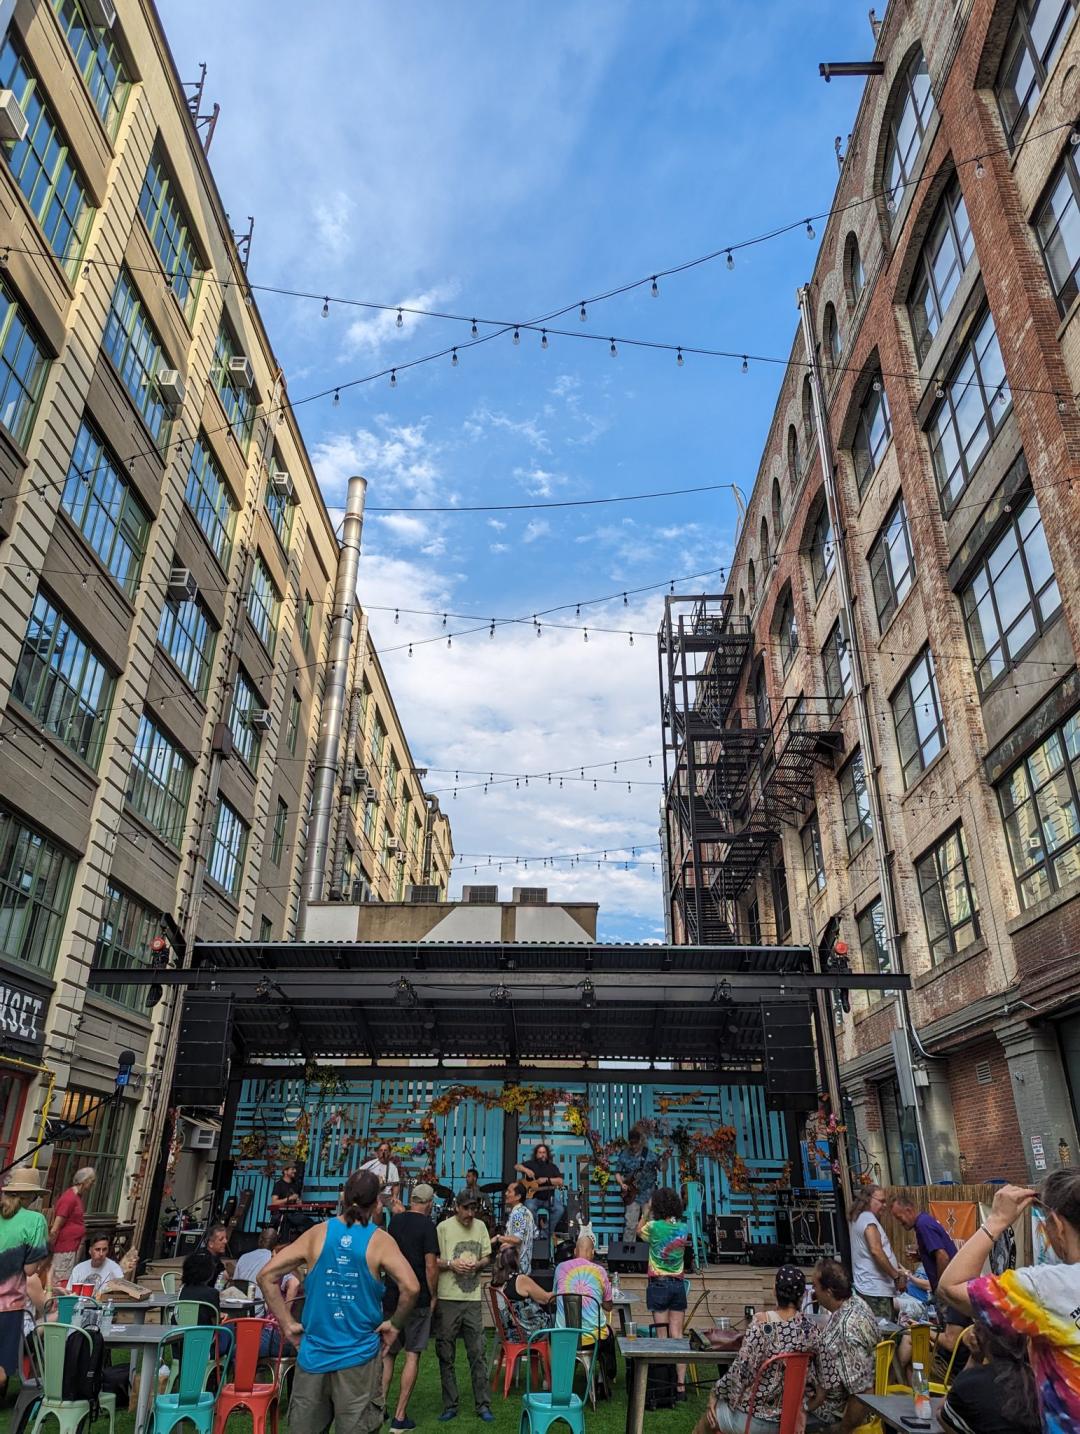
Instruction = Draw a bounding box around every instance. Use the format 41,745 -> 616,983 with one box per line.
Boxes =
506,1202 -> 536,1275
814,1294 -> 879,1422
0,1206 -> 49,1314
968,1264 -> 1080,1433
613,1146 -> 663,1203
716,1311 -> 833,1422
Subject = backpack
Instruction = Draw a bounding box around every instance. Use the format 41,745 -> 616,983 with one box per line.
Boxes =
62,1325 -> 106,1418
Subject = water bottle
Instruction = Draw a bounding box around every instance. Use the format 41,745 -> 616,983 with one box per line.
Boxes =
100,1301 -> 115,1335
611,1272 -> 621,1300
911,1362 -> 932,1422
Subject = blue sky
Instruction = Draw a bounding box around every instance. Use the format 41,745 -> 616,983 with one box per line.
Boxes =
160,1 -> 868,940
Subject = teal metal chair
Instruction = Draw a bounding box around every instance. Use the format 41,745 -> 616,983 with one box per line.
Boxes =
520,1326 -> 592,1434
169,1301 -> 233,1395
173,1299 -> 222,1329
150,1326 -> 222,1434
49,1294 -> 83,1324
684,1180 -> 707,1269
28,1323 -> 117,1434
161,1271 -> 179,1294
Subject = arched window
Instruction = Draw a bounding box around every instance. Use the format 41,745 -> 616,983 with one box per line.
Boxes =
883,50 -> 935,215
748,558 -> 757,608
759,517 -> 770,571
802,373 -> 815,444
738,588 -> 746,618
824,303 -> 843,368
775,587 -> 799,674
752,661 -> 770,729
845,232 -> 865,306
771,476 -> 785,536
787,425 -> 802,486
809,500 -> 836,596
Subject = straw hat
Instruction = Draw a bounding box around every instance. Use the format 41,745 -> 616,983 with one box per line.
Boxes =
4,1168 -> 47,1196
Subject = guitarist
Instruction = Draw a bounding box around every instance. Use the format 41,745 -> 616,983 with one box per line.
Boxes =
515,1142 -> 566,1235
612,1123 -> 664,1240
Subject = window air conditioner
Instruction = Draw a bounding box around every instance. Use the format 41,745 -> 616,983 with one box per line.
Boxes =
157,368 -> 185,409
186,1124 -> 216,1151
228,355 -> 254,389
0,91 -> 29,144
248,710 -> 273,732
348,766 -> 368,792
364,787 -> 378,805
81,0 -> 117,26
406,884 -> 440,904
268,466 -> 295,502
387,837 -> 402,854
328,885 -> 344,901
166,566 -> 198,603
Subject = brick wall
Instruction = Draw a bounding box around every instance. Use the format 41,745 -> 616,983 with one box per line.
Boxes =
946,1039 -> 1028,1184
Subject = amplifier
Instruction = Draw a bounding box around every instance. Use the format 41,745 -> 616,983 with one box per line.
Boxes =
607,1239 -> 649,1273
531,1234 -> 553,1269
706,1215 -> 748,1262
747,1241 -> 788,1266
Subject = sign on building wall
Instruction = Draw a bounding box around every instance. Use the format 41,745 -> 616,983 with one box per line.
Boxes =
0,969 -> 47,1061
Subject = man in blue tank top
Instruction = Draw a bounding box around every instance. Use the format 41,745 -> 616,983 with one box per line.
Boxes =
259,1168 -> 419,1433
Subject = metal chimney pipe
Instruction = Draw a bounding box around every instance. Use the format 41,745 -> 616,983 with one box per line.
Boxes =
301,476 -> 367,919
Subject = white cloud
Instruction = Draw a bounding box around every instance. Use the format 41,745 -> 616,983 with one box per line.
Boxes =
489,542 -> 510,554
342,284 -> 460,358
515,465 -> 567,497
488,518 -> 507,532
313,190 -> 357,261
522,519 -> 551,544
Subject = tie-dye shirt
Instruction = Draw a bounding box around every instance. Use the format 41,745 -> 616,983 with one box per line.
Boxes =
967,1264 -> 1080,1434
555,1257 -> 612,1338
0,1206 -> 48,1313
639,1218 -> 690,1278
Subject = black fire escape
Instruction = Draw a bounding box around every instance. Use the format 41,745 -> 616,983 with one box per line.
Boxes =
659,596 -> 844,946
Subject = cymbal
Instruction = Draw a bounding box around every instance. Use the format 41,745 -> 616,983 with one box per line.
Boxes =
479,1181 -> 504,1194
431,1183 -> 454,1199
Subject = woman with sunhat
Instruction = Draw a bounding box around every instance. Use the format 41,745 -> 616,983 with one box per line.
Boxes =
0,1169 -> 49,1401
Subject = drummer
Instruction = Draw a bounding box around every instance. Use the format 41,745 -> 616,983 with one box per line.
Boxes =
462,1168 -> 496,1230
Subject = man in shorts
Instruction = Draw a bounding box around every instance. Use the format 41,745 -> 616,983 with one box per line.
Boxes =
383,1183 -> 440,1431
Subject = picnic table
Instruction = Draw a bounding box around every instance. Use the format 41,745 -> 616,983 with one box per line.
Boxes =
617,1336 -> 737,1434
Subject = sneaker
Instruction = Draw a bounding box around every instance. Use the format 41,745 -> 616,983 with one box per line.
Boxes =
478,1411 -> 495,1423
391,1421 -> 416,1430
438,1411 -> 458,1423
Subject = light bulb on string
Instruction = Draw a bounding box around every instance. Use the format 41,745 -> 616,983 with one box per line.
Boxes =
579,301 -> 587,321
471,318 -> 478,336
805,219 -> 815,239
676,347 -> 684,367
610,338 -> 617,357
396,308 -> 404,328
583,627 -> 588,642
244,289 -> 254,307
872,377 -> 882,392
726,250 -> 734,270
513,327 -> 520,345
394,608 -> 399,623
333,389 -> 340,407
1058,394 -> 1068,414
447,635 -> 452,648
629,632 -> 634,646
935,381 -> 945,399
975,158 -> 985,179
451,347 -> 458,367
651,276 -> 659,297
541,329 -> 548,349
321,297 -> 329,318
390,370 -> 397,388
408,644 -> 413,657
489,620 -> 495,638
741,356 -> 749,374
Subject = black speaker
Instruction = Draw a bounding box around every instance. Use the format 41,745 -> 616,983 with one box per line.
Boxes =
172,993 -> 232,1105
747,1241 -> 788,1266
761,1000 -> 817,1111
607,1239 -> 648,1273
531,1234 -> 552,1268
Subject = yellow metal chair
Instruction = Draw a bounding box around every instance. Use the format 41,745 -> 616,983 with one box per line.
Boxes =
940,1324 -> 974,1390
874,1338 -> 910,1397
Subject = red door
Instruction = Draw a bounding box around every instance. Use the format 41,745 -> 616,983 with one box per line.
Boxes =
0,1070 -> 30,1173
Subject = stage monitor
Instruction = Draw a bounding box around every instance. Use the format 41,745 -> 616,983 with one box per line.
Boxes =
173,992 -> 232,1106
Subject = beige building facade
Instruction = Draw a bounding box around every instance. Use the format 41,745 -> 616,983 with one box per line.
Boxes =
0,0 -> 450,1230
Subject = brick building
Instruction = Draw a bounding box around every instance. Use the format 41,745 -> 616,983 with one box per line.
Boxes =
0,0 -> 450,1234
662,0 -> 1080,1188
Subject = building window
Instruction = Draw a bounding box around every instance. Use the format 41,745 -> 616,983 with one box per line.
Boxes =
884,50 -> 935,213
916,823 -> 980,961
370,716 -> 385,772
892,647 -> 946,787
265,474 -> 294,552
997,711 -> 1080,908
928,308 -> 1011,512
802,374 -> 815,445
246,555 -> 280,652
62,420 -> 150,596
960,489 -> 1061,693
996,0 -> 1076,149
845,232 -> 865,305
259,914 -> 273,942
13,592 -> 114,766
869,494 -> 916,631
759,517 -> 770,573
746,897 -> 761,945
771,477 -> 785,537
228,668 -> 265,771
0,806 -> 74,975
185,435 -> 236,570
809,503 -> 835,596
46,1089 -> 133,1215
822,622 -> 852,717
158,587 -> 216,697
299,592 -> 314,649
0,37 -> 92,273
908,176 -> 975,361
857,897 -> 891,999
128,712 -> 192,846
824,303 -> 842,367
208,798 -> 249,897
787,426 -> 801,486
286,690 -> 301,754
853,378 -> 892,494
752,662 -> 770,729
270,798 -> 288,866
1034,153 -> 1080,315
801,813 -> 826,895
840,748 -> 873,854
93,883 -> 157,1013
0,276 -> 49,449
747,559 -> 757,610
212,326 -> 255,451
138,149 -> 203,320
364,794 -> 379,844
776,590 -> 798,675
52,0 -> 130,136
103,271 -> 171,444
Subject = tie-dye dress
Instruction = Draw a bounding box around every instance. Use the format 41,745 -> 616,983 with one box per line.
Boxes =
967,1264 -> 1080,1433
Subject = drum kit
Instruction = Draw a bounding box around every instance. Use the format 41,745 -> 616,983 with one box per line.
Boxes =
428,1180 -> 503,1230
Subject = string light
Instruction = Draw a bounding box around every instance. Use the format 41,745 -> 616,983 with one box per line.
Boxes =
321,297 -> 329,318
610,338 -> 617,357
676,347 -> 684,366
975,158 -> 985,179
390,369 -> 397,387
332,389 -> 340,406
513,327 -> 521,345
396,308 -> 404,328
579,301 -> 587,321
741,355 -> 748,374
805,219 -> 815,239
726,250 -> 734,270
541,329 -> 548,349
451,347 -> 458,367
651,276 -> 659,297
471,318 -> 478,336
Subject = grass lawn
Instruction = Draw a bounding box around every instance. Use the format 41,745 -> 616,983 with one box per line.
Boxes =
0,1338 -> 711,1431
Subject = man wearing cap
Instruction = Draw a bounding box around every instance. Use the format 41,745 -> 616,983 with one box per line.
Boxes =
0,1170 -> 49,1400
434,1189 -> 494,1423
382,1183 -> 440,1431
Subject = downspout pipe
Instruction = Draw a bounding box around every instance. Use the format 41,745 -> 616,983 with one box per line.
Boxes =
797,287 -> 932,1182
302,476 -> 367,920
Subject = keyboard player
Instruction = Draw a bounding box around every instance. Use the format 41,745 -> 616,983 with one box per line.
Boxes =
269,1161 -> 309,1239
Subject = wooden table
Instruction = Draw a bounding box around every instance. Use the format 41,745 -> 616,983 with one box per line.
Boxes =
617,1336 -> 736,1434
859,1393 -> 945,1432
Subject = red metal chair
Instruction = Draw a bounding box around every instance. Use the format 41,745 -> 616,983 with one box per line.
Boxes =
742,1350 -> 813,1434
488,1285 -> 551,1398
213,1317 -> 282,1434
